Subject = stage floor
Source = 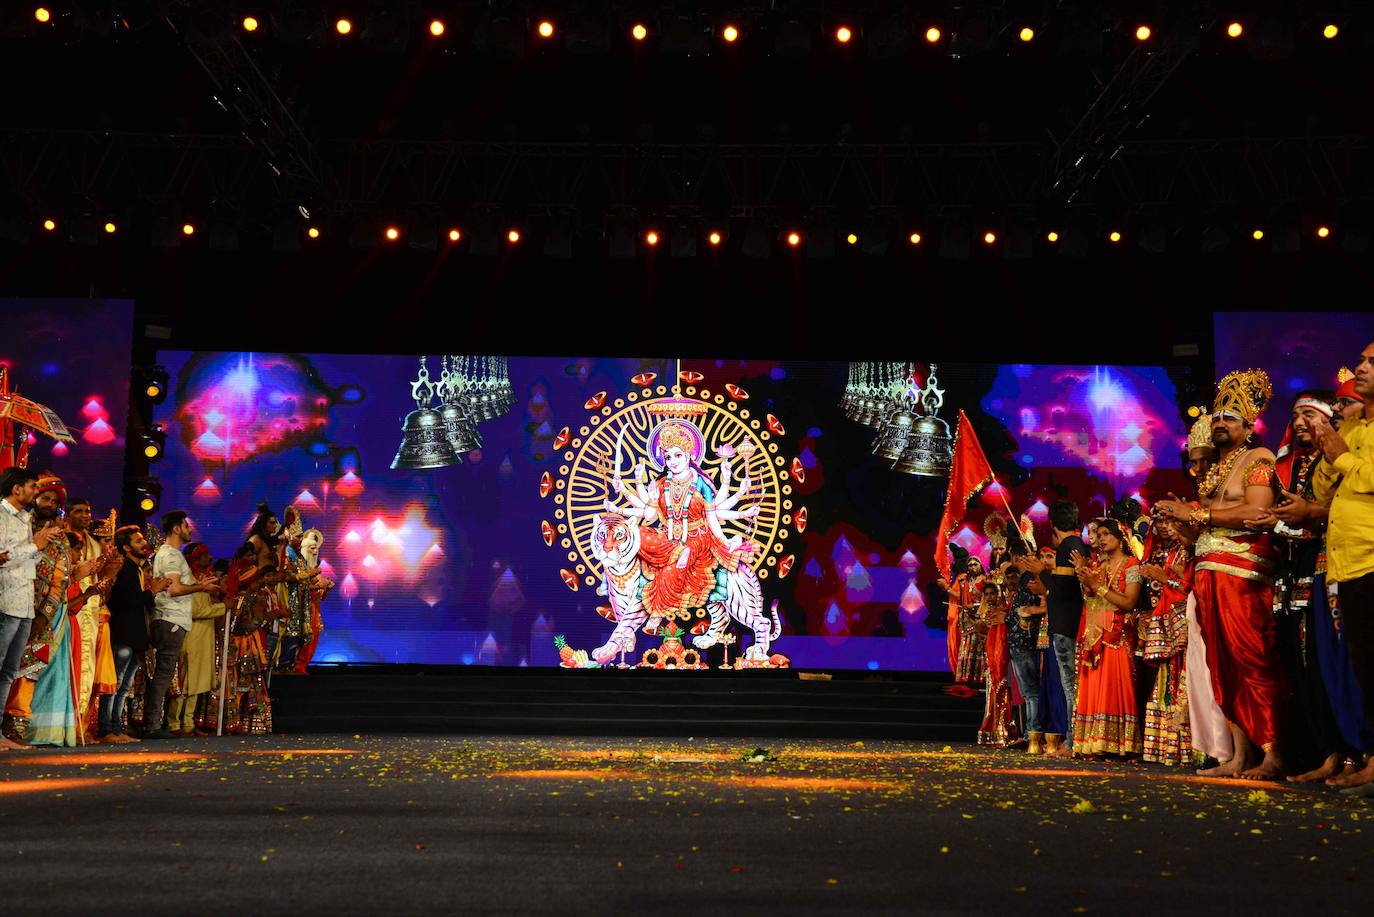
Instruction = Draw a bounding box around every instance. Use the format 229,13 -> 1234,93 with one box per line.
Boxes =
2,734 -> 1367,914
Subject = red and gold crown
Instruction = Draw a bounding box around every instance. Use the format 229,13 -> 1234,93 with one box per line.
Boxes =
645,396 -> 707,419
1336,367 -> 1361,403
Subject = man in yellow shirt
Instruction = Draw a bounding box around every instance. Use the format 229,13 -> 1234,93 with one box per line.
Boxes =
1312,340 -> 1374,794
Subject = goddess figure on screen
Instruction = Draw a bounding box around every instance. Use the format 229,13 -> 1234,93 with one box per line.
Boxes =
594,399 -> 776,664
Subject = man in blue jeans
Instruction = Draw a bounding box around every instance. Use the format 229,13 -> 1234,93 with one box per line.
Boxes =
0,467 -> 63,752
97,526 -> 170,743
1040,500 -> 1086,758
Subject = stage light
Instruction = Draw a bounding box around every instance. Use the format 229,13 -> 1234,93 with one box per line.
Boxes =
835,26 -> 852,44
139,496 -> 156,512
429,19 -> 444,37
1323,24 -> 1339,39
448,228 -> 461,242
642,230 -> 659,247
707,231 -> 722,247
722,24 -> 739,43
786,231 -> 801,247
42,219 -> 56,232
35,7 -> 50,23
925,27 -> 941,43
632,23 -> 647,41
143,443 -> 161,460
1226,22 -> 1243,39
1046,230 -> 1059,243
181,223 -> 195,236
983,231 -> 997,245
103,221 -> 117,234
1135,25 -> 1151,41
908,232 -> 922,245
336,18 -> 352,35
385,226 -> 400,241
1109,230 -> 1122,243
537,20 -> 554,39
307,226 -> 321,239
507,228 -> 521,244
242,16 -> 258,32
1252,228 -> 1264,241
1019,27 -> 1035,42
1316,225 -> 1331,238
847,233 -> 859,245
145,383 -> 162,399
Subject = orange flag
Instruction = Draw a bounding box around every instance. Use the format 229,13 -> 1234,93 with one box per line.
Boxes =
934,410 -> 995,581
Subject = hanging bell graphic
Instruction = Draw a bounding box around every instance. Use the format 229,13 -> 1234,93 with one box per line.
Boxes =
892,413 -> 953,477
392,357 -> 462,470
872,406 -> 916,464
440,398 -> 483,456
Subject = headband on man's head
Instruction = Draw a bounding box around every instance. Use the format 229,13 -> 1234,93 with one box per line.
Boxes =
1291,395 -> 1334,419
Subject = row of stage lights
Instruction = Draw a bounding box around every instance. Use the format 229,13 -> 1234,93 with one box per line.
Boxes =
28,8 -> 1351,46
23,216 -> 1351,252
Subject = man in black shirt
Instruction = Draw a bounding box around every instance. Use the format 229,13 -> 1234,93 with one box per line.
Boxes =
1036,500 -> 1085,757
97,527 -> 170,743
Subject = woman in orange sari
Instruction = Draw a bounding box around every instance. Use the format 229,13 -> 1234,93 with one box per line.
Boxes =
1070,518 -> 1144,756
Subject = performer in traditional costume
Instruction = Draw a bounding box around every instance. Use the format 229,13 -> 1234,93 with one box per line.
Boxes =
290,528 -> 332,673
165,542 -> 226,736
65,499 -> 119,741
1137,517 -> 1193,766
976,563 -> 1020,747
938,547 -> 987,685
1070,517 -> 1144,757
1158,370 -> 1286,779
206,547 -> 276,734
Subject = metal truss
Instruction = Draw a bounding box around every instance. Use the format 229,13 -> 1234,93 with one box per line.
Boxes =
3,130 -> 1369,221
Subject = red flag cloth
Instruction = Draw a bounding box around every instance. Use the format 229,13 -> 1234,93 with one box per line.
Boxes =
934,410 -> 995,581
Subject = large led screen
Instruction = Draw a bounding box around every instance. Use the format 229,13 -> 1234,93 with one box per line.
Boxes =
151,353 -> 1189,671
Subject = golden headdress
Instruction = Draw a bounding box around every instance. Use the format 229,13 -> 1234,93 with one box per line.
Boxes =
91,509 -> 118,539
656,422 -> 696,455
1336,367 -> 1360,403
983,513 -> 1008,552
1212,369 -> 1273,424
1186,414 -> 1215,454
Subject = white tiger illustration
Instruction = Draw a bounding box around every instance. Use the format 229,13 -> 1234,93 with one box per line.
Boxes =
589,513 -> 781,664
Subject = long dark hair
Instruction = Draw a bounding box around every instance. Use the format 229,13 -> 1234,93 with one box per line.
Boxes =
248,501 -> 279,546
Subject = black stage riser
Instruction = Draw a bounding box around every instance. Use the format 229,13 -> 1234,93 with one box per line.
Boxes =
272,666 -> 984,740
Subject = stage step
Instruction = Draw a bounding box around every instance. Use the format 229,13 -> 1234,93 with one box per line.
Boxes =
271,665 -> 985,740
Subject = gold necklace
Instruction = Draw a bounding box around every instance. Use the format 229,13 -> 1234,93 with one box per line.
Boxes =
1200,446 -> 1249,500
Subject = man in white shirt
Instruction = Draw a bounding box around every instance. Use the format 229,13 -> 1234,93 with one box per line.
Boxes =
0,467 -> 63,752
143,510 -> 220,740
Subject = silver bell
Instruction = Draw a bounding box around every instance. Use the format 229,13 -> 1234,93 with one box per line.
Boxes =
441,399 -> 483,455
872,407 -> 916,463
391,406 -> 461,469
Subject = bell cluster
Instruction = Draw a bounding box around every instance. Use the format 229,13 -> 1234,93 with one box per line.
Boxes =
841,362 -> 953,478
391,355 -> 515,470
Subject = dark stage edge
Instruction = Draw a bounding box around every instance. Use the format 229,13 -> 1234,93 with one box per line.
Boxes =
271,665 -> 984,739
2,735 -> 1369,916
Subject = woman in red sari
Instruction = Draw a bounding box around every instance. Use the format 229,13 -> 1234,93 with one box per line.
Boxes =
977,564 -> 1020,747
1070,518 -> 1144,757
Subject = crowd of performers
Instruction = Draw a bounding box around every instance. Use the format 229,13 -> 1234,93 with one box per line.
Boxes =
0,482 -> 331,750
941,346 -> 1374,793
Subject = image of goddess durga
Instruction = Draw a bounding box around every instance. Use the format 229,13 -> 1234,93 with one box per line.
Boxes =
603,418 -> 760,625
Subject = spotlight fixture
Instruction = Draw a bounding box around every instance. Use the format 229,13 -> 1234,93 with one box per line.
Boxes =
141,427 -> 166,461
644,230 -> 659,247
448,228 -> 461,242
103,221 -> 117,234
835,26 -> 852,44
983,231 -> 997,245
1252,228 -> 1264,241
507,228 -> 521,244
181,223 -> 195,236
707,231 -> 722,247
537,20 -> 554,39
1226,22 -> 1243,39
1135,25 -> 1151,41
1323,24 -> 1339,39
42,219 -> 56,232
1019,26 -> 1035,42
336,18 -> 352,35
1316,225 -> 1331,239
137,366 -> 170,404
35,7 -> 51,23
925,26 -> 941,43
429,19 -> 444,37
1109,230 -> 1122,243
385,226 -> 400,241
632,23 -> 647,41
846,233 -> 859,245
722,24 -> 739,43
908,232 -> 922,245
1046,230 -> 1059,243
307,226 -> 321,239
786,231 -> 801,247
242,16 -> 259,32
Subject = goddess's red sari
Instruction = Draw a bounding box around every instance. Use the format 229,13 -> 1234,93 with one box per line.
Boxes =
638,474 -> 735,618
